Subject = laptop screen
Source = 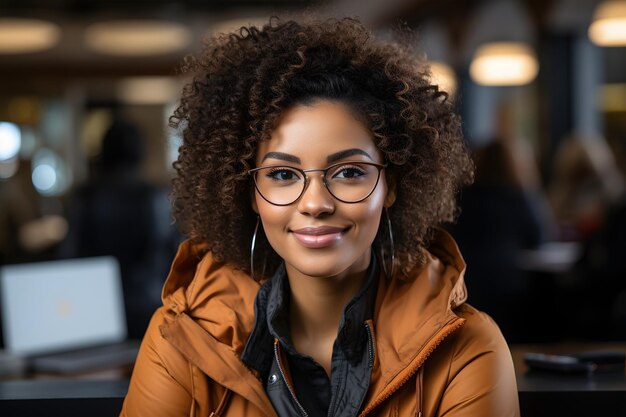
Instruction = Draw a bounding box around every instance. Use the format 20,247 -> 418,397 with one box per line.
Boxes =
0,257 -> 127,356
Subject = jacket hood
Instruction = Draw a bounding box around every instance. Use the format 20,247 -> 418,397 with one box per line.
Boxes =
158,241 -> 277,416
160,240 -> 263,354
157,228 -> 468,416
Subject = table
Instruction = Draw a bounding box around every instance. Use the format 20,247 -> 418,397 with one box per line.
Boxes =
518,369 -> 626,416
0,379 -> 128,417
512,343 -> 626,417
1,344 -> 625,417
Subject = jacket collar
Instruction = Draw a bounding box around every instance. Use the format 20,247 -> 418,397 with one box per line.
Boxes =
241,255 -> 379,376
157,228 -> 467,415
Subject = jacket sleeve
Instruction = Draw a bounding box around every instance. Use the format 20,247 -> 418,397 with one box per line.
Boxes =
120,308 -> 193,417
437,307 -> 520,417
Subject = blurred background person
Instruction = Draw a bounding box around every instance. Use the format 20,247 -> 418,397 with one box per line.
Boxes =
548,134 -> 625,242
60,117 -> 180,339
549,133 -> 626,340
448,137 -> 555,342
576,191 -> 626,340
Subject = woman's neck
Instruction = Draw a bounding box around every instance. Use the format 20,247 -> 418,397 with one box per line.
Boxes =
285,256 -> 370,375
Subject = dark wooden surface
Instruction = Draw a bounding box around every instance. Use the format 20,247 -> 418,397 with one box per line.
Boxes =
0,343 -> 625,417
0,379 -> 128,417
512,343 -> 626,417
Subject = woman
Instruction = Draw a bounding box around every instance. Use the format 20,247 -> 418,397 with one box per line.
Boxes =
121,17 -> 520,417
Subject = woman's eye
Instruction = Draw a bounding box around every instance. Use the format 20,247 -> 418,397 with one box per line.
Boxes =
332,165 -> 367,179
267,168 -> 301,181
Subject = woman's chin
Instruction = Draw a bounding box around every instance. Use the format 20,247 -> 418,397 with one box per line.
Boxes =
282,250 -> 372,280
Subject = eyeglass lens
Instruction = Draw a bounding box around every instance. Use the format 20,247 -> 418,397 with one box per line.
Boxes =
253,162 -> 382,205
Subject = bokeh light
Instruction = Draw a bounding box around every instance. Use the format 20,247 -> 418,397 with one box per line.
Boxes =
0,121 -> 21,161
470,42 -> 539,86
31,148 -> 69,196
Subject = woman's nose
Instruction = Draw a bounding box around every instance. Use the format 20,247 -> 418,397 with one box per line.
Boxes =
296,175 -> 335,217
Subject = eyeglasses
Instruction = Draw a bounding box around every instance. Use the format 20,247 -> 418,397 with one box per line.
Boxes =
248,161 -> 386,206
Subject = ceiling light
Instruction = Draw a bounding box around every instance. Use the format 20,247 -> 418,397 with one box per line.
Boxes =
0,18 -> 60,54
85,20 -> 191,56
589,1 -> 626,46
429,62 -> 457,95
470,42 -> 539,86
117,77 -> 182,105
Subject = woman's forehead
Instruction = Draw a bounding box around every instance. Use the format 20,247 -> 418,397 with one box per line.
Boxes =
256,100 -> 381,163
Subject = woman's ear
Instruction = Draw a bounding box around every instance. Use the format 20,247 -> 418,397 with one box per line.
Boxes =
384,176 -> 397,208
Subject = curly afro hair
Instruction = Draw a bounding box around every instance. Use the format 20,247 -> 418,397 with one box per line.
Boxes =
170,17 -> 474,278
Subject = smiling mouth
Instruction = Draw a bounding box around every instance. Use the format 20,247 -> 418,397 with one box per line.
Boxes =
290,226 -> 347,248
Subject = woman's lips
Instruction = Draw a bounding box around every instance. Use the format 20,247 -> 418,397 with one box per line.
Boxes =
291,226 -> 346,249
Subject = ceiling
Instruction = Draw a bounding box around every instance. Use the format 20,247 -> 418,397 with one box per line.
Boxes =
0,0 -> 618,82
0,0 -> 312,77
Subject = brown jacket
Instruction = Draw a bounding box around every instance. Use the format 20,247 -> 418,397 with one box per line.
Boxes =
121,230 -> 520,417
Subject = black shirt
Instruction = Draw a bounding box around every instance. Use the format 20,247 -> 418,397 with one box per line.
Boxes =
241,256 -> 379,417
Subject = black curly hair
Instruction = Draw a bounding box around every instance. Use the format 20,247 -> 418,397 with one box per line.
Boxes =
170,16 -> 474,278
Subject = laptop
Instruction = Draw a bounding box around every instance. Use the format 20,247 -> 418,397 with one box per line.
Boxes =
0,256 -> 139,374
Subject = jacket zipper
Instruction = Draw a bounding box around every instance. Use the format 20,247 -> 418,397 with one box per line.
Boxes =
357,317 -> 465,417
365,321 -> 375,369
325,322 -> 375,417
274,341 -> 309,417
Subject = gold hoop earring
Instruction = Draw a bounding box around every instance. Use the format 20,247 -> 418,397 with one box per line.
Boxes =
250,216 -> 260,280
380,207 -> 395,278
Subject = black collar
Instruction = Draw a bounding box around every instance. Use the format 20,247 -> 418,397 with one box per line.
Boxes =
241,255 -> 379,375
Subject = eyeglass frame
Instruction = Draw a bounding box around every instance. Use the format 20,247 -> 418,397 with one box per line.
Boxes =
248,161 -> 387,206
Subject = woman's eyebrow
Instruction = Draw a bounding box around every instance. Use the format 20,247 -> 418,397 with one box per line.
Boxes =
261,152 -> 301,164
327,148 -> 373,163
